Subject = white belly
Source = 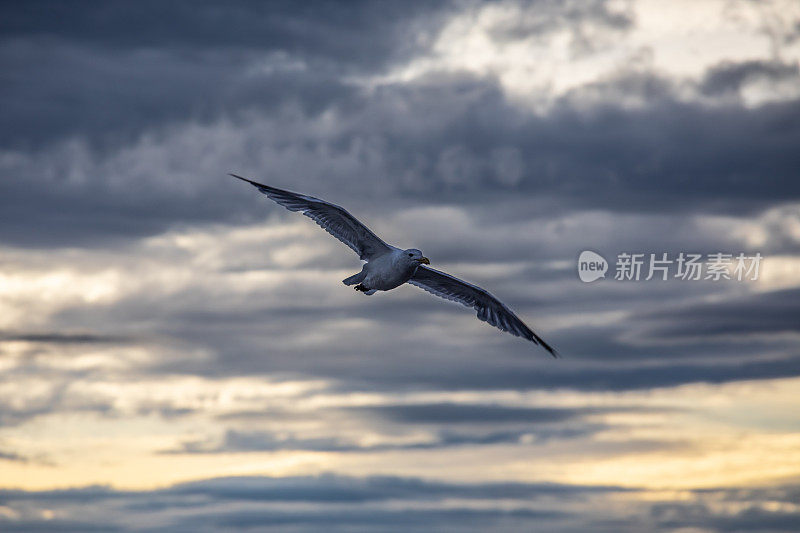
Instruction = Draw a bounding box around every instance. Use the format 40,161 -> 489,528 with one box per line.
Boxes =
363,254 -> 417,291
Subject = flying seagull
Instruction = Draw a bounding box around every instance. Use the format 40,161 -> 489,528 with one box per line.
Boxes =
230,174 -> 557,357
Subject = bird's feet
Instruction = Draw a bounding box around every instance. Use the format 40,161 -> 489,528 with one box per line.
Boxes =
354,284 -> 368,292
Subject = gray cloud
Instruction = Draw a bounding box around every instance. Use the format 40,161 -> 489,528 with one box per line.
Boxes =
0,474 -> 630,506
2,475 -> 799,533
3,48 -> 800,246
0,331 -> 130,344
637,287 -> 800,339
0,1 -> 447,65
700,59 -> 800,96
0,449 -> 28,463
27,255 -> 796,393
356,402 -> 587,424
487,0 -> 634,54
166,428 -> 542,454
0,0 -> 450,150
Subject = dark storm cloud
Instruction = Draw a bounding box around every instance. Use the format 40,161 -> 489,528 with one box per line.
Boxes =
637,287 -> 800,339
0,41 -> 356,149
0,105 -> 792,247
185,300 -> 796,392
0,1 -> 446,66
0,0 -> 449,150
38,258 -> 797,393
3,24 -> 800,246
153,328 -> 800,393
169,280 -> 800,383
6,83 -> 800,246
1,0 -> 799,248
344,354 -> 800,392
352,71 -> 797,209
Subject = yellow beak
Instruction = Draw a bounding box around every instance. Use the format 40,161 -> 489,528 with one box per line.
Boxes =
420,257 -> 430,265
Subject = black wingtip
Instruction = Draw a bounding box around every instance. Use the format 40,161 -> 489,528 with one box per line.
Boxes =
538,339 -> 559,359
228,173 -> 259,186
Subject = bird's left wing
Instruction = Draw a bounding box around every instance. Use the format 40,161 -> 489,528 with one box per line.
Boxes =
230,174 -> 392,261
408,266 -> 557,357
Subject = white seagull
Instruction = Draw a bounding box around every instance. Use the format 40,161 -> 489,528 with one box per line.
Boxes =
231,174 -> 557,357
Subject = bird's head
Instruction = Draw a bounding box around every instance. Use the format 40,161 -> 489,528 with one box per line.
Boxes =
403,248 -> 430,265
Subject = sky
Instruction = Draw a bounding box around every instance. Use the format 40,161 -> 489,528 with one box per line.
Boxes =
1,0 -> 800,530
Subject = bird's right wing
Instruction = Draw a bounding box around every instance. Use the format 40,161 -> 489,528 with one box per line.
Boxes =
408,266 -> 557,357
230,174 -> 392,261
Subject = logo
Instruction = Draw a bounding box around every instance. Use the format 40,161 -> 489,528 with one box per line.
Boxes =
575,251 -> 761,282
578,250 -> 608,282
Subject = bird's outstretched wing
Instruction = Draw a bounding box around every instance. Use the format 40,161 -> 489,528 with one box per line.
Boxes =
230,174 -> 392,261
408,266 -> 557,357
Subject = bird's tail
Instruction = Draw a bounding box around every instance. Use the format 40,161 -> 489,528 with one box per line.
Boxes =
342,268 -> 367,286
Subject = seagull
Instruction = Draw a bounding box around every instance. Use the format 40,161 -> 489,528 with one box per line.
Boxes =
230,174 -> 557,357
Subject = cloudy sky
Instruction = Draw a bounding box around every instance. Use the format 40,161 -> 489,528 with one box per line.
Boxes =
2,0 -> 800,530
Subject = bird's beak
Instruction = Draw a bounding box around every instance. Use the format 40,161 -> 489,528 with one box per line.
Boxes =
420,257 -> 430,265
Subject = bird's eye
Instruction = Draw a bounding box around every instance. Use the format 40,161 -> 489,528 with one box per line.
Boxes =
408,253 -> 413,257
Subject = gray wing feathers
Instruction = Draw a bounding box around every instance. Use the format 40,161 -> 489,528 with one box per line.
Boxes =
230,174 -> 391,261
409,266 -> 557,357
